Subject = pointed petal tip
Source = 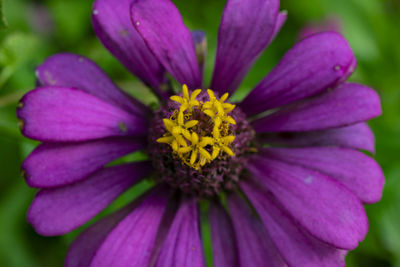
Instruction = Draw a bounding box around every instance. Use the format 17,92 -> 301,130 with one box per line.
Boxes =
252,83 -> 381,133
18,86 -> 148,142
211,0 -> 280,94
241,31 -> 358,116
35,53 -> 151,116
130,0 -> 202,89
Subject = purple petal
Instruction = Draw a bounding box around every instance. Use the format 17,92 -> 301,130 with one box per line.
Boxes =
36,53 -> 151,116
252,83 -> 381,133
131,0 -> 201,89
242,180 -> 346,266
66,200 -> 137,267
211,0 -> 279,94
259,122 -> 376,154
154,197 -> 204,267
148,194 -> 180,267
260,147 -> 384,204
240,32 -> 357,116
23,137 -> 144,188
17,86 -> 148,142
246,156 -> 368,250
209,201 -> 238,267
270,11 -> 287,42
27,162 -> 152,236
92,0 -> 168,99
227,194 -> 284,267
90,186 -> 171,266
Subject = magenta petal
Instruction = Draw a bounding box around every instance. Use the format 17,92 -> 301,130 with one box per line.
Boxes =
246,156 -> 368,250
66,200 -> 137,267
242,180 -> 346,266
131,0 -> 201,89
270,11 -> 287,42
90,186 -> 171,266
240,32 -> 356,116
155,197 -> 204,267
259,122 -> 376,154
27,162 -> 152,236
147,195 -> 181,267
227,194 -> 284,267
209,201 -> 238,267
252,83 -> 381,133
260,147 -> 384,204
36,53 -> 150,116
17,86 -> 148,142
211,0 -> 279,94
23,137 -> 144,188
92,0 -> 167,98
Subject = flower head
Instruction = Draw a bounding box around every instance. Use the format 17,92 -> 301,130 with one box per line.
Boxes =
17,0 -> 383,266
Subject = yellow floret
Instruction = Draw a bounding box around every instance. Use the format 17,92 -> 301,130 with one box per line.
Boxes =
170,84 -> 202,111
157,84 -> 237,170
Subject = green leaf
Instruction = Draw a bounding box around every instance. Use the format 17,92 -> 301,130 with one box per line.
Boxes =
0,0 -> 7,29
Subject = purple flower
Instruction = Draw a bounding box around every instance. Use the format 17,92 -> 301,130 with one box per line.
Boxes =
17,0 -> 383,266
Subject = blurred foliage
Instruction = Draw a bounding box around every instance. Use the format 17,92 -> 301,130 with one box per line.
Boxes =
0,0 -> 399,266
0,0 -> 7,29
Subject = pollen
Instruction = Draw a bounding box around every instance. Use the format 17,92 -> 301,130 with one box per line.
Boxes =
157,85 -> 236,170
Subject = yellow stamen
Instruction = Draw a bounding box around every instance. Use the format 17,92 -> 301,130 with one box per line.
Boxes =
178,146 -> 192,154
220,93 -> 229,103
191,132 -> 199,145
190,89 -> 202,101
170,95 -> 183,104
222,146 -> 234,156
182,84 -> 190,99
157,84 -> 237,170
170,85 -> 201,111
157,136 -> 174,143
190,151 -> 198,165
211,146 -> 220,160
184,120 -> 198,128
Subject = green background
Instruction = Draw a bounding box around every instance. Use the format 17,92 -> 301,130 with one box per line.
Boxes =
1,0 -> 400,266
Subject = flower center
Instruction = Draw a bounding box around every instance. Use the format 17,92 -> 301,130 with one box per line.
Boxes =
148,85 -> 255,197
156,85 -> 236,170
